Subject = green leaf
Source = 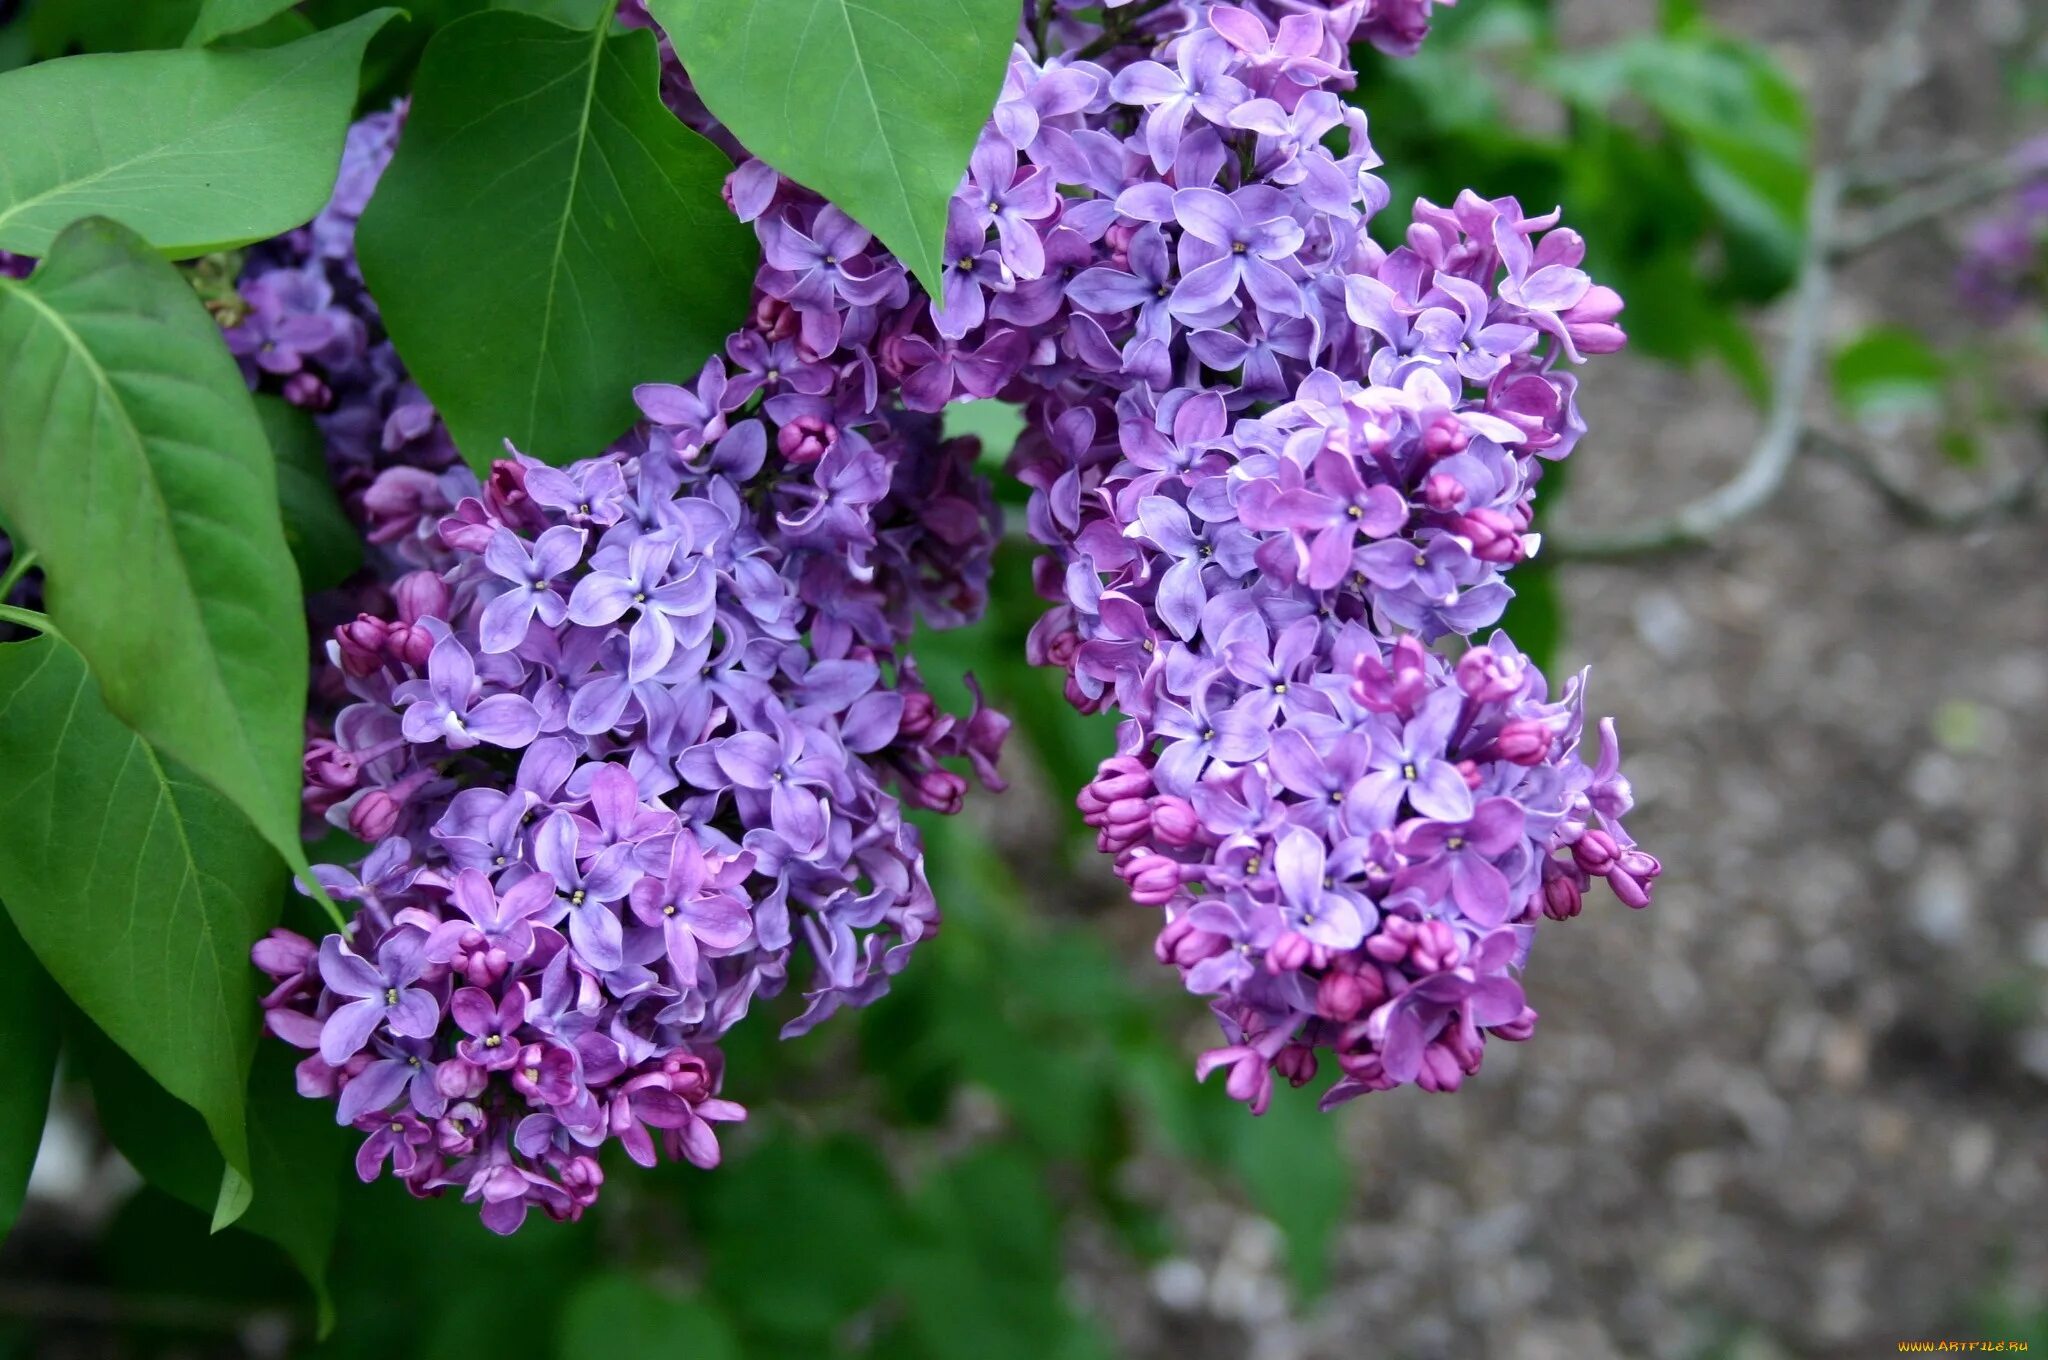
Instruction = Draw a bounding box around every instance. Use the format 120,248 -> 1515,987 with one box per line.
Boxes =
697,1135 -> 903,1341
256,395 -> 364,590
1498,561 -> 1563,677
649,0 -> 1014,297
0,910 -> 59,1242
355,9 -> 756,470
185,0 -> 303,46
0,217 -> 312,880
1831,325 -> 1949,421
557,1274 -> 741,1360
0,632 -> 283,1195
0,11 -> 402,256
898,1150 -> 1114,1360
942,398 -> 1026,467
76,1029 -> 346,1333
31,0 -> 204,55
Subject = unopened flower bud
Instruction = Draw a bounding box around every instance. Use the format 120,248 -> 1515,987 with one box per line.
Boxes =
335,615 -> 389,677
1422,472 -> 1465,511
392,570 -> 449,625
1150,795 -> 1202,848
348,788 -> 402,842
283,370 -> 332,411
1571,829 -> 1619,876
777,414 -> 836,465
1454,508 -> 1524,563
1317,970 -> 1367,1021
1495,718 -> 1553,765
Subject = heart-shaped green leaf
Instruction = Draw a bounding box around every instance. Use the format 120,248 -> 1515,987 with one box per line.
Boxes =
0,632 -> 285,1200
649,0 -> 1016,297
0,218 -> 312,903
355,9 -> 757,470
0,10 -> 401,256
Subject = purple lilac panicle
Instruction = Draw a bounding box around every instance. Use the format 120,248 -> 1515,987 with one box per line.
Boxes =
258,0 -> 1652,1233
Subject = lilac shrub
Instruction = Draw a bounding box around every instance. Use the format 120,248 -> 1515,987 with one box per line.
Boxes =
248,0 -> 1655,1230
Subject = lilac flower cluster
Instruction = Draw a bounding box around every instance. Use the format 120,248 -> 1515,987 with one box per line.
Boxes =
252,0 -> 1651,1231
248,107 -> 1009,1231
670,0 -> 1654,1110
1957,135 -> 2048,323
221,104 -> 464,529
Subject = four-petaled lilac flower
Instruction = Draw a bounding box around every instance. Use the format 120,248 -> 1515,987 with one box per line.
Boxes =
567,533 -> 716,683
1396,796 -> 1527,927
452,984 -> 529,1070
533,813 -> 640,973
318,931 -> 438,1065
1359,688 -> 1475,824
1274,825 -> 1367,950
933,198 -> 1013,340
1170,186 -> 1306,320
1110,36 -> 1252,171
424,868 -> 562,966
628,834 -> 754,982
399,635 -> 541,750
478,525 -> 586,654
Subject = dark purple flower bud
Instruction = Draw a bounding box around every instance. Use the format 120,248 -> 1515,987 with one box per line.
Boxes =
392,570 -> 450,625
485,460 -> 532,520
1422,472 -> 1464,512
1317,970 -> 1367,1021
908,767 -> 968,815
1561,285 -> 1627,355
1492,1007 -> 1539,1041
1275,1044 -> 1318,1087
777,414 -> 837,465
1421,414 -> 1469,458
435,1059 -> 489,1103
386,621 -> 436,669
898,689 -> 939,740
283,371 -> 333,410
361,467 -> 445,546
1098,797 -> 1153,853
1495,718 -> 1553,765
252,929 -> 316,984
1542,866 -> 1583,921
1266,929 -> 1312,973
336,615 -> 390,677
1455,647 -> 1525,703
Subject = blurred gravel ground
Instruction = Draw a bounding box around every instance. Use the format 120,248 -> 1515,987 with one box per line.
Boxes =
1048,2 -> 2048,1355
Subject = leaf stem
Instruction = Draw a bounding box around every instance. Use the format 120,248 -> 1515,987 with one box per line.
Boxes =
0,603 -> 59,638
0,549 -> 37,600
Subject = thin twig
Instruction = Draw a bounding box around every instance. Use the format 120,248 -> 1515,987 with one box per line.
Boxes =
0,547 -> 37,599
1834,152 -> 2039,255
1809,428 -> 2047,530
1545,0 -> 1935,562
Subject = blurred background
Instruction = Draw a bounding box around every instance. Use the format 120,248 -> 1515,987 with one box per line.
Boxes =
4,0 -> 2048,1356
